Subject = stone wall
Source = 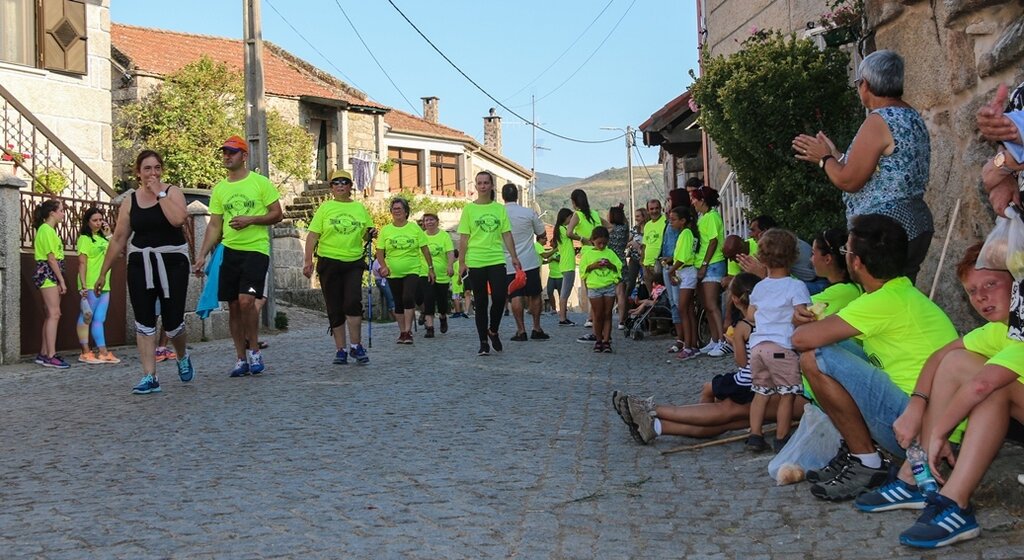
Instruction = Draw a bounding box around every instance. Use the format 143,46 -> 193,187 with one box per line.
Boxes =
703,0 -> 1024,330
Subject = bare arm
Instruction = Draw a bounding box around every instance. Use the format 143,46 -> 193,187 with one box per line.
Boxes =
421,245 -> 436,283
732,320 -> 751,369
458,234 -> 469,278
791,314 -> 861,352
892,338 -> 964,449
302,231 -> 320,279
502,231 -> 521,270
565,213 -> 581,241
95,197 -> 132,291
158,186 -> 189,227
192,213 -> 224,276
375,248 -> 389,278
793,114 -> 890,193
77,252 -> 89,294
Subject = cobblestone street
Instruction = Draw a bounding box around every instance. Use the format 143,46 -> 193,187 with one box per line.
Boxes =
2,307 -> 1022,559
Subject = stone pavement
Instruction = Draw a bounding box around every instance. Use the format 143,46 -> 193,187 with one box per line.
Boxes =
2,305 -> 1022,559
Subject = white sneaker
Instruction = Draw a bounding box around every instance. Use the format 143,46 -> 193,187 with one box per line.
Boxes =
707,341 -> 726,357
583,319 -> 593,328
699,340 -> 717,354
617,322 -> 625,330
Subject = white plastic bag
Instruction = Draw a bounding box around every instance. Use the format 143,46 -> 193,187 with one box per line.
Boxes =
978,204 -> 1024,281
80,296 -> 93,324
1005,205 -> 1024,281
768,403 -> 842,485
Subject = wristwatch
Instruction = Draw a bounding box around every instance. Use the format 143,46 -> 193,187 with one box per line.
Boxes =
819,155 -> 835,169
993,151 -> 1017,176
157,189 -> 168,200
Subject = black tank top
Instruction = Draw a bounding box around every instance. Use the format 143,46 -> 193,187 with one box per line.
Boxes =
130,190 -> 187,248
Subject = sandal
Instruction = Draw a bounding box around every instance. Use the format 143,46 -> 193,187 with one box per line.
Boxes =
667,340 -> 685,353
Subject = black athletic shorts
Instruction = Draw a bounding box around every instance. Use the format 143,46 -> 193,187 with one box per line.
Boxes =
218,246 -> 270,301
506,267 -> 542,298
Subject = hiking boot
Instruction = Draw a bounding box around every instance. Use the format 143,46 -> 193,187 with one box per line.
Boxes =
610,390 -> 634,429
333,349 -> 349,365
351,344 -> 370,365
78,351 -> 102,364
487,330 -> 502,352
530,330 -> 550,340
132,374 -> 161,394
626,396 -> 657,444
176,354 -> 195,383
807,442 -> 851,483
510,332 -> 528,342
745,434 -> 770,452
856,477 -> 926,513
899,493 -> 979,549
229,359 -> 250,377
810,455 -> 890,501
439,315 -> 449,333
424,327 -> 435,339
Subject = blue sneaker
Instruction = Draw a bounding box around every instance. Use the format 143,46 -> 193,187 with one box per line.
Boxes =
899,493 -> 979,548
176,354 -> 195,383
351,344 -> 369,365
132,374 -> 161,394
229,359 -> 250,377
248,351 -> 265,375
856,478 -> 926,512
333,349 -> 348,365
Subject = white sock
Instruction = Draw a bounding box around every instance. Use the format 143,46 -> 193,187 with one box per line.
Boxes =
653,418 -> 663,436
350,344 -> 359,352
853,452 -> 882,469
246,349 -> 254,361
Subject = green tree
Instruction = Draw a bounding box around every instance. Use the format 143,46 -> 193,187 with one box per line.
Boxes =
115,56 -> 312,189
691,32 -> 862,239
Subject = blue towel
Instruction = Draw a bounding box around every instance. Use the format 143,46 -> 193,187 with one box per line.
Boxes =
196,244 -> 224,319
1003,111 -> 1024,162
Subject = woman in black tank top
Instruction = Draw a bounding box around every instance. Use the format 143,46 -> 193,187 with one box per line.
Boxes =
95,150 -> 194,395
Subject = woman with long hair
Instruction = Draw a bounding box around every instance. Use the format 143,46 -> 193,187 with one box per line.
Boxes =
667,205 -> 701,359
566,188 -> 610,332
551,207 -> 577,326
793,227 -> 863,326
691,186 -> 727,356
97,150 -> 193,394
376,197 -> 434,344
421,212 -> 455,338
32,199 -> 69,369
457,171 -> 521,355
76,207 -> 119,364
607,204 -> 630,330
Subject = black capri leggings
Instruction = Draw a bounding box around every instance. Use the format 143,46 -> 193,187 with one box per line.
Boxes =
468,264 -> 508,341
422,278 -> 450,316
127,253 -> 190,337
316,256 -> 365,328
388,275 -> 419,314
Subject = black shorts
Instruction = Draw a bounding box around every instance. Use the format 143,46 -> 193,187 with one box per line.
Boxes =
506,267 -> 542,298
710,373 -> 754,405
218,247 -> 270,301
316,256 -> 365,327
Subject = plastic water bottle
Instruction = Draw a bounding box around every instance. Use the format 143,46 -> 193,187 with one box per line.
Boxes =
907,441 -> 939,496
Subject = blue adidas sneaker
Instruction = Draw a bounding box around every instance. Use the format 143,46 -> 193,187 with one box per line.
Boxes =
899,493 -> 979,548
855,477 -> 926,512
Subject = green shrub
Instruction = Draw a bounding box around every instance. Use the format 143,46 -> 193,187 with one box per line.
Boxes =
33,168 -> 69,195
690,32 -> 862,239
274,311 -> 289,330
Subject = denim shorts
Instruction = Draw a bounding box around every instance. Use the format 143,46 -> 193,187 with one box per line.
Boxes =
813,339 -> 909,458
661,267 -> 680,323
702,260 -> 727,283
587,285 -> 617,298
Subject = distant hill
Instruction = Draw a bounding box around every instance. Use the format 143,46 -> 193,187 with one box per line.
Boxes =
536,165 -> 664,221
535,172 -> 582,193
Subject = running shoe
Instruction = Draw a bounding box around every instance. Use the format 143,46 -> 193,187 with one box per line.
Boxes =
333,349 -> 348,365
229,359 -> 250,377
510,332 -> 528,342
899,493 -> 979,548
856,478 -> 926,512
177,354 -> 195,383
351,344 -> 370,365
96,351 -> 121,364
617,322 -> 625,330
40,355 -> 70,369
78,351 -> 102,364
248,351 -> 265,375
577,333 -> 597,343
154,347 -> 169,362
487,330 -> 503,352
810,455 -> 890,501
707,341 -> 727,357
698,340 -> 718,354
558,319 -> 576,326
132,374 -> 161,394
477,342 -> 490,356
530,330 -> 550,340
583,319 -> 593,328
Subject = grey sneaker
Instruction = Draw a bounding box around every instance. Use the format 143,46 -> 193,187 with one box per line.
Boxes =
626,396 -> 657,445
807,442 -> 850,483
810,455 -> 890,501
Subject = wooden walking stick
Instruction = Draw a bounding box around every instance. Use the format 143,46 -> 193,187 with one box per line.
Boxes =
661,426 -> 780,455
929,197 -> 961,300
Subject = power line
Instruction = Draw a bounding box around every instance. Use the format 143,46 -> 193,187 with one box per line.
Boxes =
500,0 -> 616,104
264,0 -> 363,91
508,0 -> 638,109
331,0 -> 420,116
632,139 -> 659,186
386,0 -> 624,145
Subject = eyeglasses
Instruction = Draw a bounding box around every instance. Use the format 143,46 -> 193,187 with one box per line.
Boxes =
838,244 -> 855,256
330,179 -> 353,186
854,78 -> 864,88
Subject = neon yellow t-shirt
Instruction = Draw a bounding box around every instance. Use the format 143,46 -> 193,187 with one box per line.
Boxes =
696,209 -> 725,265
426,231 -> 455,283
642,215 -> 665,266
673,228 -> 697,268
811,281 -> 863,317
963,322 -> 1024,379
35,223 -> 64,261
76,234 -> 110,291
457,201 -> 511,268
836,277 -> 957,393
556,226 -> 575,273
209,172 -> 281,255
378,222 -> 428,278
573,209 -> 602,242
308,200 -> 371,262
727,238 -> 759,276
579,247 -> 622,290
451,272 -> 464,294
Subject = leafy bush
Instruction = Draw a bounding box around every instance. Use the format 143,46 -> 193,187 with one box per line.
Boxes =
691,32 -> 862,239
274,311 -> 289,330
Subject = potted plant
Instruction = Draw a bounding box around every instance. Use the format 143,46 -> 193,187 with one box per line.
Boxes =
378,158 -> 396,174
818,0 -> 863,47
1,144 -> 30,177
33,168 -> 69,195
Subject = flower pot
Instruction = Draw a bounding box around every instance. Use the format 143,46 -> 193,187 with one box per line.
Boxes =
823,26 -> 857,47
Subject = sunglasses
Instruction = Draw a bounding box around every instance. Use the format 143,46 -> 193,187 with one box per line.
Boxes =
330,179 -> 353,186
838,244 -> 855,256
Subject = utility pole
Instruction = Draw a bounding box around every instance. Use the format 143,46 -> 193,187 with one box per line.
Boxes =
625,126 -> 635,219
243,0 -> 274,327
530,94 -> 536,208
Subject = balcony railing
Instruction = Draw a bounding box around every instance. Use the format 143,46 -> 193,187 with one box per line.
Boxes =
719,171 -> 749,237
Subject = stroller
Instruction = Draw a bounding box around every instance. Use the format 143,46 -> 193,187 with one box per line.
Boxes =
623,283 -> 672,340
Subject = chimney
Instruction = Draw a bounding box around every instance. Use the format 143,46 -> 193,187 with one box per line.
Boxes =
422,96 -> 439,123
483,108 -> 502,153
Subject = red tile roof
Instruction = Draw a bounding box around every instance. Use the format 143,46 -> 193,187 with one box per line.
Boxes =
383,108 -> 473,142
111,23 -> 383,109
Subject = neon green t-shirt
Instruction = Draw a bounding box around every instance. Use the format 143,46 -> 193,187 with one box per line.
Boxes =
209,172 -> 281,255
573,209 -> 602,242
35,223 -> 64,261
451,272 -> 464,294
642,215 -> 665,266
556,226 -> 575,273
836,277 -> 957,393
457,201 -> 511,268
673,228 -> 697,268
696,209 -> 725,265
378,222 -> 428,278
727,238 -> 759,276
77,234 -> 110,291
548,252 -> 562,279
962,322 -> 1024,379
308,200 -> 371,262
579,247 -> 622,290
811,281 -> 863,317
426,231 -> 455,283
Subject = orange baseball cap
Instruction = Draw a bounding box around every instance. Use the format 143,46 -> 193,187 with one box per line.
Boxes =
221,135 -> 249,152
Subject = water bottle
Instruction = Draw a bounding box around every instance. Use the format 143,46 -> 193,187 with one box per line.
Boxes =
907,441 -> 938,496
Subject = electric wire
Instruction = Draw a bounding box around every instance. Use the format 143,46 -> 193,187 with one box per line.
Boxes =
264,0 -> 363,92
332,0 -> 421,116
500,0 -> 616,104
386,0 -> 624,145
632,137 -> 659,186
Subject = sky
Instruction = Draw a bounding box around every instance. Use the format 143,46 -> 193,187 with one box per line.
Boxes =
112,0 -> 698,179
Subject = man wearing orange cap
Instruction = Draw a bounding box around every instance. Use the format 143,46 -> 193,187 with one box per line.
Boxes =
194,135 -> 283,377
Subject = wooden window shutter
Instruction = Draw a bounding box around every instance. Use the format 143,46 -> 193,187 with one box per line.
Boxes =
38,0 -> 87,75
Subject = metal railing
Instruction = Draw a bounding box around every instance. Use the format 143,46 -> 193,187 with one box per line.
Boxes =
20,191 -> 119,252
718,171 -> 750,237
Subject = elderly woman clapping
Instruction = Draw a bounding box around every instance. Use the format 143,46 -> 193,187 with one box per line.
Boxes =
792,50 -> 932,284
